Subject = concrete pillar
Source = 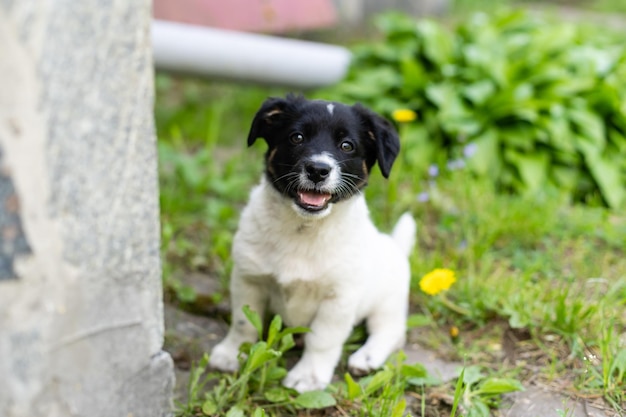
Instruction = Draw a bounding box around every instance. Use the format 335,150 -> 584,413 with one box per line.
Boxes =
0,1 -> 174,416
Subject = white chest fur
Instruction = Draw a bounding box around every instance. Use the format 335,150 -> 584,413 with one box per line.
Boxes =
232,178 -> 376,324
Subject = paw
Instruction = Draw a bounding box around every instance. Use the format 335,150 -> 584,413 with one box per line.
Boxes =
209,342 -> 240,372
348,348 -> 384,376
283,362 -> 332,392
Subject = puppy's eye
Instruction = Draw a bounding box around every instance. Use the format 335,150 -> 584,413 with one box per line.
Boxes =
290,133 -> 304,145
340,140 -> 355,153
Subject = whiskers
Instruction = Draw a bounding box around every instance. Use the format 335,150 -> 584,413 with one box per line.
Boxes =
270,166 -> 364,202
272,171 -> 301,196
335,172 -> 364,200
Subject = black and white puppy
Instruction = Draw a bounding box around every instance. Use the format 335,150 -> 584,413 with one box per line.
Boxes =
209,95 -> 416,392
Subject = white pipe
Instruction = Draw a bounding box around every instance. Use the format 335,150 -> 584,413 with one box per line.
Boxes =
151,20 -> 352,89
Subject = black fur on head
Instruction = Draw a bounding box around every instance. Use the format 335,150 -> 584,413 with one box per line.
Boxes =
247,94 -> 400,215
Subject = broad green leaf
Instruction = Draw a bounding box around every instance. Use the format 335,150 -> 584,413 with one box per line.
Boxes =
417,19 -> 455,66
402,363 -> 428,379
581,149 -> 625,209
466,129 -> 500,178
266,315 -> 282,347
278,326 -> 310,338
551,165 -> 579,191
400,57 -> 426,94
569,108 -> 606,150
476,377 -> 525,395
467,399 -> 491,417
462,365 -> 484,386
608,129 -> 626,154
294,391 -> 337,409
225,406 -> 245,417
513,83 -> 534,101
278,326 -> 308,352
544,114 -> 576,153
201,398 -> 218,416
344,372 -> 362,400
426,83 -> 465,116
462,80 -> 496,105
568,45 -> 619,77
407,313 -> 433,328
505,149 -> 549,194
391,398 -> 407,417
356,67 -> 402,91
278,333 -> 295,353
551,77 -> 595,96
252,408 -> 267,417
364,369 -> 394,395
609,349 -> 626,383
242,342 -> 280,374
403,361 -> 438,386
441,116 -> 482,137
586,156 -> 626,209
264,387 -> 290,403
242,305 -> 263,339
501,126 -> 535,151
425,83 -> 451,107
265,366 -> 287,381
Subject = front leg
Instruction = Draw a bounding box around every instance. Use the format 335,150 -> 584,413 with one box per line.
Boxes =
209,268 -> 267,372
283,298 -> 355,392
348,300 -> 407,375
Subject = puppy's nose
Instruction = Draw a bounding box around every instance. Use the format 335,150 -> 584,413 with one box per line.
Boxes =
304,161 -> 331,183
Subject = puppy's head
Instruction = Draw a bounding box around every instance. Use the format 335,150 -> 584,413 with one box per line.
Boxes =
247,94 -> 400,218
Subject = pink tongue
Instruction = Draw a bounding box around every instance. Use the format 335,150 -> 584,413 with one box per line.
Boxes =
299,191 -> 330,207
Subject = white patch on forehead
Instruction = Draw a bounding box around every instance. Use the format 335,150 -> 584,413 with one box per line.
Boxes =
326,103 -> 335,116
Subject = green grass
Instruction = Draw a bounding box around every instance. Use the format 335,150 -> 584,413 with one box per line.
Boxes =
156,76 -> 625,416
452,0 -> 626,14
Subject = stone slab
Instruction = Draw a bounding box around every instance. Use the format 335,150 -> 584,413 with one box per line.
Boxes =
404,343 -> 461,382
502,387 -> 612,417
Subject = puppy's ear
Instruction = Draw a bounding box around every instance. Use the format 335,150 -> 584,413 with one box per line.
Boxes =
247,97 -> 290,147
353,104 -> 400,178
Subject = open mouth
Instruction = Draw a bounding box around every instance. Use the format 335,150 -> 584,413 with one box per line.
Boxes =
296,189 -> 333,212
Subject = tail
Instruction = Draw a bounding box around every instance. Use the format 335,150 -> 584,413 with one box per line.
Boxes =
391,212 -> 416,257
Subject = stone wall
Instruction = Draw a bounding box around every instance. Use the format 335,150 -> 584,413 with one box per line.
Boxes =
0,1 -> 174,416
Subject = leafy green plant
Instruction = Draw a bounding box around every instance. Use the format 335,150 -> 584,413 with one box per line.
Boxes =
324,10 -> 626,208
177,307 -> 339,416
454,366 -> 524,417
574,310 -> 626,414
340,352 -> 431,417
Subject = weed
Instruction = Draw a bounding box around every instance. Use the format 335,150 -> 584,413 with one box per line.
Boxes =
177,308 -> 325,416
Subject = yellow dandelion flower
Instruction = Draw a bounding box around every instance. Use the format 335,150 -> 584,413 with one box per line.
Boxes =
449,325 -> 459,338
419,268 -> 456,296
391,108 -> 417,123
